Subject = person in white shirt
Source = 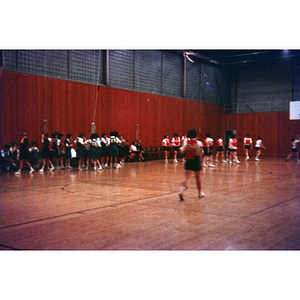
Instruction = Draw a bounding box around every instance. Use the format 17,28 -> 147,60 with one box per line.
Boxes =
162,135 -> 171,163
172,133 -> 181,163
286,135 -> 300,161
254,137 -> 266,161
100,133 -> 110,168
76,133 -> 87,170
243,134 -> 253,161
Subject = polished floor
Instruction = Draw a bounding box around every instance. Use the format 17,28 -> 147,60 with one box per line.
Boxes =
0,157 -> 300,250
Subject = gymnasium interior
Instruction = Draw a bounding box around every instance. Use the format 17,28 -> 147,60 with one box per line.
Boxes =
1,47 -> 299,298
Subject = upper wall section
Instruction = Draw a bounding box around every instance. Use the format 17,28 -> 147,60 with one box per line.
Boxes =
228,58 -> 300,113
2,50 -> 231,105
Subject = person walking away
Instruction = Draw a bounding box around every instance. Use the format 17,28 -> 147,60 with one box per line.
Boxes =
179,128 -> 205,200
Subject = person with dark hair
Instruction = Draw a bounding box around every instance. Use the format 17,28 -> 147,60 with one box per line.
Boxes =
119,135 -> 129,165
129,141 -> 139,161
254,137 -> 266,161
136,139 -> 146,161
14,132 -> 34,174
286,135 -> 300,161
76,132 -> 86,170
100,133 -> 110,168
89,133 -> 102,170
41,133 -> 55,171
56,133 -> 64,169
9,142 -> 19,166
64,133 -> 73,169
215,135 -> 225,163
178,129 -> 205,200
162,134 -> 171,163
228,134 -> 240,164
172,133 -> 181,163
243,134 -> 253,161
0,144 -> 13,171
109,131 -> 121,168
29,141 -> 44,171
203,133 -> 215,167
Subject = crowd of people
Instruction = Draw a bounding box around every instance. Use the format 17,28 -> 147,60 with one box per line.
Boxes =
0,131 -> 148,174
161,132 -> 292,168
1,131 -> 299,175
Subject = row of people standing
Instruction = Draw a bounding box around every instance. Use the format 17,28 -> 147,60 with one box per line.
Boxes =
5,130 -> 148,174
203,133 -> 267,166
75,131 -> 147,170
161,132 -> 268,166
76,132 -> 122,170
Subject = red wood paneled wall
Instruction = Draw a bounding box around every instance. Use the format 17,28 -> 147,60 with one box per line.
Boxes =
222,112 -> 300,157
1,70 -> 298,156
0,71 -> 223,149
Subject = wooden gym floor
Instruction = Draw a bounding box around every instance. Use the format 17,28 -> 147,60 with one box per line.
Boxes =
0,157 -> 300,250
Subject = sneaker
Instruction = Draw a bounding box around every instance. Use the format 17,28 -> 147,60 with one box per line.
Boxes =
165,160 -> 168,163
97,167 -> 102,171
14,170 -> 21,175
255,158 -> 260,161
209,164 -> 216,167
199,192 -> 205,198
94,166 -> 97,171
236,160 -> 241,164
246,157 -> 249,160
78,167 -> 83,171
179,192 -> 184,201
49,166 -> 55,171
174,159 -> 178,163
29,168 -> 34,174
39,168 -> 44,172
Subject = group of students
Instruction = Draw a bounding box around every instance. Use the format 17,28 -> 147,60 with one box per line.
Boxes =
0,133 -> 43,174
75,131 -> 147,171
202,133 -> 267,166
0,130 -> 149,174
1,130 -> 299,176
161,132 -> 269,168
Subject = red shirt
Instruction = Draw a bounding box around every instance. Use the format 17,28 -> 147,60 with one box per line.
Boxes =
216,138 -> 223,147
185,140 -> 198,159
172,137 -> 181,147
229,138 -> 237,149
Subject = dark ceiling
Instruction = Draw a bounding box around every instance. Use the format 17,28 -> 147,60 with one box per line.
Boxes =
178,50 -> 300,68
